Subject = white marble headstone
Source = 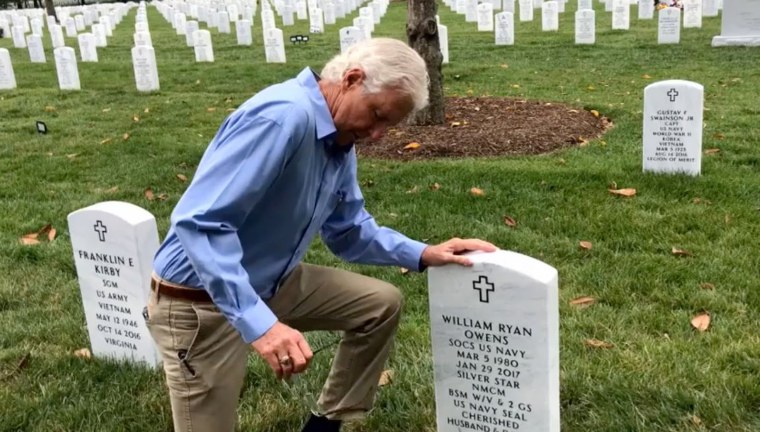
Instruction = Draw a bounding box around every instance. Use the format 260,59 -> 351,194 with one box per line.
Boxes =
542,1 -> 559,31
519,0 -> 534,21
495,11 -> 514,45
296,1 -> 308,19
50,23 -> 65,48
194,30 -> 214,62
65,17 -> 77,37
683,0 -> 702,28
612,0 -> 629,30
323,3 -> 336,25
477,3 -> 494,31
67,201 -> 161,367
702,0 -> 719,17
92,23 -> 107,47
438,22 -> 449,64
575,9 -> 595,44
466,0 -> 478,22
218,11 -> 231,33
78,33 -> 98,62
236,20 -> 252,45
134,31 -> 153,47
54,46 -> 81,90
0,48 -> 17,90
12,26 -> 27,48
638,0 -> 654,19
184,21 -> 198,47
132,45 -> 159,92
578,0 -> 592,10
658,7 -> 681,44
643,80 -> 703,176
27,34 -> 46,63
264,27 -> 286,63
503,0 -> 515,13
429,251 -> 560,432
31,17 -> 43,36
309,8 -> 324,33
75,15 -> 85,31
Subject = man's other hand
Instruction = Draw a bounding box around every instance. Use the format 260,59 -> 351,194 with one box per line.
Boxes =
251,322 -> 313,380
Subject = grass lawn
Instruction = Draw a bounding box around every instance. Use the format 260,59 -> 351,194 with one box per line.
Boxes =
1,2 -> 759,431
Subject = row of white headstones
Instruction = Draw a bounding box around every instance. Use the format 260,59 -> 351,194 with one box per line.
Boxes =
67,75 -> 701,429
0,0 -> 386,92
439,0 -> 720,49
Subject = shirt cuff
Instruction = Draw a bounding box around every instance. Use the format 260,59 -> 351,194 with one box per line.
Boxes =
233,300 -> 278,344
400,239 -> 429,272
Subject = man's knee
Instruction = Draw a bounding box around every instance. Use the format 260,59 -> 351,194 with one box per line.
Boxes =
367,281 -> 403,327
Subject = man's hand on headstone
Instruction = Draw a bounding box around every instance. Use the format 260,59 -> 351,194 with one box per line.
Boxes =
421,238 -> 498,267
251,322 -> 313,380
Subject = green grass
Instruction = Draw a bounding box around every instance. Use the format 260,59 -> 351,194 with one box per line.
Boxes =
1,2 -> 760,431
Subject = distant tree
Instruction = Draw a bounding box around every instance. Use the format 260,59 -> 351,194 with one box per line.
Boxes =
44,0 -> 58,22
407,0 -> 444,126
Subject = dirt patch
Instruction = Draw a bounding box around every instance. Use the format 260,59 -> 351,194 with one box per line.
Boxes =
356,97 -> 612,160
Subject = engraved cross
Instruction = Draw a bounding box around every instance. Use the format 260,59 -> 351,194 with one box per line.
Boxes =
472,276 -> 495,303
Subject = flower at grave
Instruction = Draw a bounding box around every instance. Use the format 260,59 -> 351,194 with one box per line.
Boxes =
656,1 -> 683,10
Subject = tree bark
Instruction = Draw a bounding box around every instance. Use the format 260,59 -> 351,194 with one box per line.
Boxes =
407,0 -> 444,126
44,0 -> 58,23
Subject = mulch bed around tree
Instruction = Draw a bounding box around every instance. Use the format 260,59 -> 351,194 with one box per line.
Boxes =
356,97 -> 612,160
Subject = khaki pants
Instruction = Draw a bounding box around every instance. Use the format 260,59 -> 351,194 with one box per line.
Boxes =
146,263 -> 403,432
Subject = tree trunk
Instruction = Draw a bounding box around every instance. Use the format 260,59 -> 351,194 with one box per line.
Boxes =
407,0 -> 445,126
44,0 -> 58,23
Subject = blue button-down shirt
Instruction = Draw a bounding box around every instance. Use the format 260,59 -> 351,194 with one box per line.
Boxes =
153,68 -> 428,344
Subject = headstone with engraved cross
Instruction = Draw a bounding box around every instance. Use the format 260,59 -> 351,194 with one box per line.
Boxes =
428,250 -> 560,432
643,80 -> 703,176
67,201 -> 161,367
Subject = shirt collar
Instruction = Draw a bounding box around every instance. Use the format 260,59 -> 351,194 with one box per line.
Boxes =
296,67 -> 337,141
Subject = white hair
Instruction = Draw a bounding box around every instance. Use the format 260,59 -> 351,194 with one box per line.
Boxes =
321,38 -> 430,112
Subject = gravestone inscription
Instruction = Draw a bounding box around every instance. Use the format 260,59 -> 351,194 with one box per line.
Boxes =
429,251 -> 560,432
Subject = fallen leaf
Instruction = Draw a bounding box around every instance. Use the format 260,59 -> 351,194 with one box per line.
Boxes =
403,142 -> 421,150
19,237 -> 40,245
690,415 -> 703,426
713,133 -> 725,140
226,108 -> 235,112
587,85 -> 595,91
122,133 -> 130,141
500,64 -> 509,69
608,188 -> 637,197
399,268 -> 409,275
102,108 -> 111,112
195,79 -> 201,85
568,109 -> 579,114
44,105 -> 56,112
704,148 -> 720,155
608,181 -> 618,190
378,369 -> 394,386
671,247 -> 692,257
570,296 -> 596,307
406,185 -> 419,194
450,121 -> 461,127
106,186 -> 119,193
430,183 -> 441,191
511,84 -> 520,89
100,138 -> 112,145
579,241 -> 593,250
642,74 -> 652,79
470,187 -> 485,197
590,110 -> 600,118
74,348 -> 92,359
584,339 -> 614,349
388,213 -> 398,218
700,283 -> 715,290
132,115 -> 140,122
557,158 -> 566,165
503,215 -> 517,227
176,174 -> 188,182
156,193 -> 169,201
691,312 -> 711,332
144,107 -> 150,113
144,187 -> 155,201
48,228 -> 57,241
207,107 -> 217,112
66,153 -> 78,159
